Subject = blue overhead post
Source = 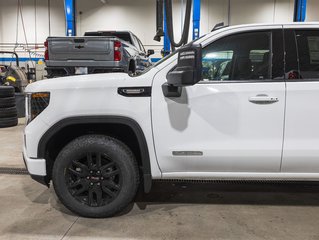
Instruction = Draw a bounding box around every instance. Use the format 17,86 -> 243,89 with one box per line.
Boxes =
193,0 -> 201,40
294,0 -> 307,22
163,1 -> 171,56
64,0 -> 76,36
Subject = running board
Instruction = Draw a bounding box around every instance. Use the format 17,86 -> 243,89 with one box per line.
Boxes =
154,179 -> 319,185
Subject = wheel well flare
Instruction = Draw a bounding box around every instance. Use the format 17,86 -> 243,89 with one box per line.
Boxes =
38,116 -> 152,192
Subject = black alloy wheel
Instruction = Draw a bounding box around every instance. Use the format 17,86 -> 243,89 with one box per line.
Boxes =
66,152 -> 122,207
52,135 -> 139,218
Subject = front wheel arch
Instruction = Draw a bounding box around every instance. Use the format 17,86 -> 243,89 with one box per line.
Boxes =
38,116 -> 152,192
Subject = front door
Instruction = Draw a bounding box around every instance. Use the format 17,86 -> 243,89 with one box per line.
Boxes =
152,29 -> 286,176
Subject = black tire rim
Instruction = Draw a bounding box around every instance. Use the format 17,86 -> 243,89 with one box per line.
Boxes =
65,152 -> 122,207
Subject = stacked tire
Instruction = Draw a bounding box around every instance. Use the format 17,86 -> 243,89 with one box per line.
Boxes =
0,86 -> 18,128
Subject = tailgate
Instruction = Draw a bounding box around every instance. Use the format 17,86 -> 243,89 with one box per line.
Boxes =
48,37 -> 114,61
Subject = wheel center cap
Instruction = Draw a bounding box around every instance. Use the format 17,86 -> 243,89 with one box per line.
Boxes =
90,176 -> 100,181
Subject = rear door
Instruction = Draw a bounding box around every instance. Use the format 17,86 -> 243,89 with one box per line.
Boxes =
282,26 -> 319,173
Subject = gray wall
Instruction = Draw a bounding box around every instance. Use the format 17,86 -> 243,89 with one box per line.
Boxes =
0,0 -> 319,60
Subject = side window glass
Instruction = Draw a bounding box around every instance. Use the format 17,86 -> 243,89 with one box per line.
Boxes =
137,38 -> 146,53
133,35 -> 145,53
203,51 -> 233,80
132,35 -> 140,50
295,30 -> 319,79
134,36 -> 142,51
202,32 -> 271,81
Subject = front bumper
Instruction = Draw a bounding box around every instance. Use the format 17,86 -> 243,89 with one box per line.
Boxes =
23,145 -> 46,176
23,146 -> 49,186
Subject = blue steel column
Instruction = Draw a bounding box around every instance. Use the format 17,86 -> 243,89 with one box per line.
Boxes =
294,0 -> 307,22
64,0 -> 76,36
163,1 -> 171,56
193,0 -> 200,40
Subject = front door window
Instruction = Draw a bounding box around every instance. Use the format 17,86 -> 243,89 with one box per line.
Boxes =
202,32 -> 271,81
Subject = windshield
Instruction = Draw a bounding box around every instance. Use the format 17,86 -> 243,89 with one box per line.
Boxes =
133,51 -> 177,77
154,51 -> 176,67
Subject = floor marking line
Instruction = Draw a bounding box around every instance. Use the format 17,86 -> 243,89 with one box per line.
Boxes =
60,217 -> 79,240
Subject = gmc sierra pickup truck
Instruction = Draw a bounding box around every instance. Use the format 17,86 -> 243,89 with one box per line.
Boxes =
24,23 -> 319,218
45,31 -> 154,78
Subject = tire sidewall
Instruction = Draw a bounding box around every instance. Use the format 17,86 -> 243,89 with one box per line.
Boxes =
52,135 -> 139,218
0,107 -> 17,118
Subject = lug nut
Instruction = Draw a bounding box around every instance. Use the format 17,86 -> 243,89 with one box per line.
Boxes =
90,182 -> 93,186
87,177 -> 90,179
97,183 -> 100,186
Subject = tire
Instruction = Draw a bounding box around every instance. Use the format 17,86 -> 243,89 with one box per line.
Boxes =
0,86 -> 15,98
52,135 -> 139,218
0,107 -> 17,118
0,117 -> 18,128
0,97 -> 16,108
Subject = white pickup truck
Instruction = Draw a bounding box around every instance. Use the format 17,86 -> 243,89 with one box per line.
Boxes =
23,23 -> 319,218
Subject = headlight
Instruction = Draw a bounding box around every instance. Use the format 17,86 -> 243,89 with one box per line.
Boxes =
25,92 -> 50,125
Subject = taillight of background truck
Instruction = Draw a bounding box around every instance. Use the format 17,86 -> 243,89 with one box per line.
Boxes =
44,40 -> 49,61
114,40 -> 121,61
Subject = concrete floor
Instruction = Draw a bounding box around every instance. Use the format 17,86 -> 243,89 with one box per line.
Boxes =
0,118 -> 25,168
1,121 -> 319,239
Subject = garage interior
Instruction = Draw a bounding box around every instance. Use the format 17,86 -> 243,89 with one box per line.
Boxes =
1,0 -> 319,239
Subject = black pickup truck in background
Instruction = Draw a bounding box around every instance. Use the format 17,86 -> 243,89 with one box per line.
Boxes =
45,31 -> 154,78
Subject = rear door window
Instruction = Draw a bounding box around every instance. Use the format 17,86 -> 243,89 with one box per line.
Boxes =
295,30 -> 319,79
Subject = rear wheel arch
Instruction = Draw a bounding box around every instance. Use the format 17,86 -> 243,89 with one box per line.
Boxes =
38,116 -> 152,192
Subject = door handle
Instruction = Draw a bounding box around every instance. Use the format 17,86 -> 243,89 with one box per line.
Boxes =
249,94 -> 279,104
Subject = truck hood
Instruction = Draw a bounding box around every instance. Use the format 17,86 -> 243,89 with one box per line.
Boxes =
25,71 -> 155,93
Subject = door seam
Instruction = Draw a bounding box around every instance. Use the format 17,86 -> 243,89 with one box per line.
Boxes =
279,81 -> 287,172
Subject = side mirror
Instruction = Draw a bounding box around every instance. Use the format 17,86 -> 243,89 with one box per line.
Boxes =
147,49 -> 155,57
167,43 -> 202,87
